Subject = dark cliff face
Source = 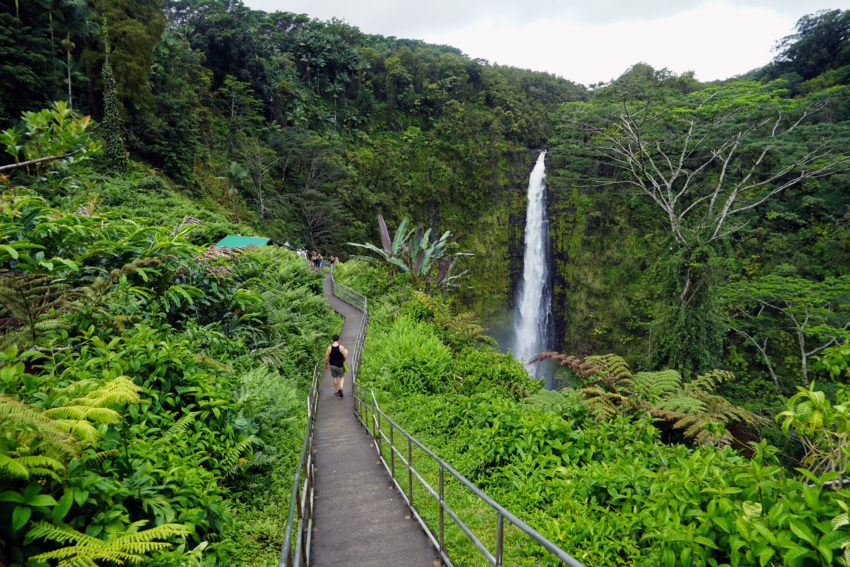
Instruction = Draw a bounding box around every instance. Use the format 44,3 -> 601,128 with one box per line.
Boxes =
454,149 -> 539,321
455,146 -> 647,359
543,148 -> 579,354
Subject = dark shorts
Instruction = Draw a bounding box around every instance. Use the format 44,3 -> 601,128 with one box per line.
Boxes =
330,364 -> 345,378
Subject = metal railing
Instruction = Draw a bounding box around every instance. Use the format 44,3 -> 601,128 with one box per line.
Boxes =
278,362 -> 321,567
354,383 -> 587,567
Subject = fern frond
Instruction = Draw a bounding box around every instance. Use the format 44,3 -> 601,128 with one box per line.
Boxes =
527,352 -> 587,374
655,395 -> 707,415
688,369 -> 735,393
0,273 -> 73,347
222,436 -> 255,472
29,520 -> 190,566
43,405 -> 121,424
586,353 -> 632,379
2,454 -> 65,477
0,453 -> 33,479
164,412 -> 197,437
0,394 -> 80,456
48,419 -> 100,444
67,376 -> 142,408
633,369 -> 683,396
82,448 -> 120,465
580,386 -> 633,421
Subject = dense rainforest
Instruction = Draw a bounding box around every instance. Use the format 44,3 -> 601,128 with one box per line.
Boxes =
1,0 -> 850,565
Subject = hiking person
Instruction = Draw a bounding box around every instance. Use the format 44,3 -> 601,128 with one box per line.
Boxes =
324,334 -> 348,397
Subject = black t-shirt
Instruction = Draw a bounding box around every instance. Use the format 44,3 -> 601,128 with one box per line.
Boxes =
329,344 -> 345,367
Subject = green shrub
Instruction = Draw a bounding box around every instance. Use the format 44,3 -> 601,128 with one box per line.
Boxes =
362,314 -> 452,394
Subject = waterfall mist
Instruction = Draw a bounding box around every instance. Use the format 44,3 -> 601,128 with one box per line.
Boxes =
510,151 -> 553,383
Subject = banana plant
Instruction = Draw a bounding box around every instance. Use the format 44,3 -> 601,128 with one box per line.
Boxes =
349,214 -> 470,293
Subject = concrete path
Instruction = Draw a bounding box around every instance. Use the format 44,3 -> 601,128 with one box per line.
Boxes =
310,274 -> 439,567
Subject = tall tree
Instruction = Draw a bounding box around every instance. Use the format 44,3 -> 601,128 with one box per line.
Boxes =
0,0 -> 63,126
579,80 -> 850,373
772,9 -> 850,82
100,0 -> 165,112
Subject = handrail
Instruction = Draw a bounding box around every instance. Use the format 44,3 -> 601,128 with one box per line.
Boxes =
353,383 -> 587,567
278,362 -> 321,567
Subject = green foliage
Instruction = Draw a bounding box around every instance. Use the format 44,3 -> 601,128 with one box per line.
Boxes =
101,60 -> 128,172
531,351 -> 766,446
350,214 -> 471,294
28,520 -> 190,566
362,314 -> 452,394
722,275 -> 850,391
0,177 -> 334,564
0,273 -> 74,349
778,383 -> 850,481
1,101 -> 100,183
769,10 -> 850,83
820,342 -> 850,381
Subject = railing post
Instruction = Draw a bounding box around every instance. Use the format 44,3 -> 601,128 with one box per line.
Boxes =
376,405 -> 382,459
408,437 -> 413,507
439,464 -> 445,558
390,424 -> 395,480
496,512 -> 504,567
371,396 -> 377,440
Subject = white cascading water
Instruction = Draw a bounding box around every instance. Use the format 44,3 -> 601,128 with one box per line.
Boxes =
511,151 -> 552,379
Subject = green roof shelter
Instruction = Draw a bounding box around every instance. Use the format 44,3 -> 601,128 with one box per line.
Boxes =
215,235 -> 272,248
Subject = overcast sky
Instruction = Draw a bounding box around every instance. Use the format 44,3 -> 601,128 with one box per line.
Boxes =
241,1 -> 850,86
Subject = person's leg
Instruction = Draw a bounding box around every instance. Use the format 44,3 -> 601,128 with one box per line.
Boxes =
338,375 -> 345,393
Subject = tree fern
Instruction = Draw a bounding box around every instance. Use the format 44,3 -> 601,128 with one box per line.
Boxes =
531,350 -> 768,446
28,520 -> 190,566
686,369 -> 734,393
633,369 -> 683,397
585,353 -> 632,379
654,395 -> 707,415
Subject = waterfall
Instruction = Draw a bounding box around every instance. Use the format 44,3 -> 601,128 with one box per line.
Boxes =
511,151 -> 552,380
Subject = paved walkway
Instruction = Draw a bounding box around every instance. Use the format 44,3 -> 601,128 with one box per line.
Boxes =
310,274 -> 438,567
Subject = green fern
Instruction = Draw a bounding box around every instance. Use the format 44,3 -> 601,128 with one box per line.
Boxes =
164,411 -> 198,438
1,376 -> 142,479
0,452 -> 64,480
523,389 -> 569,413
655,395 -> 707,414
28,520 -> 190,566
531,350 -> 768,446
222,436 -> 256,477
63,376 -> 142,408
0,273 -> 73,349
633,369 -> 683,397
687,369 -> 734,393
586,353 -> 632,379
0,394 -> 81,457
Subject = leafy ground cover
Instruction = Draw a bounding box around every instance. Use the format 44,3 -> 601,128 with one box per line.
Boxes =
337,259 -> 850,567
1,183 -> 338,565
